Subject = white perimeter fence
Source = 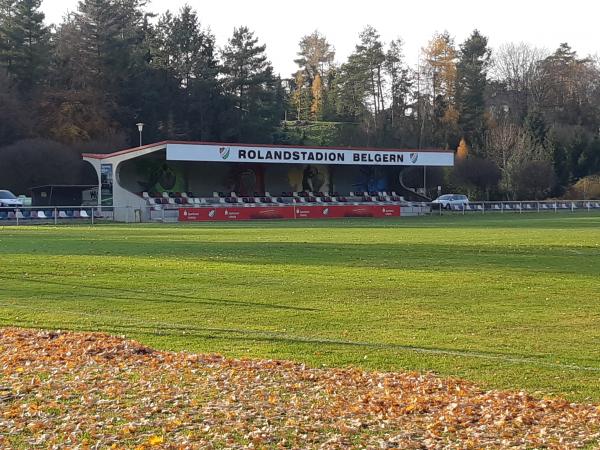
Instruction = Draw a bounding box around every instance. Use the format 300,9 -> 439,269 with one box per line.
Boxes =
1,200 -> 600,225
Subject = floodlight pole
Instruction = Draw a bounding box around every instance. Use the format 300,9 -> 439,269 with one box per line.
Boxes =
136,122 -> 145,147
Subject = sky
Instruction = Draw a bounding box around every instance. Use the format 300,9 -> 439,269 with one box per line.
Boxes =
41,0 -> 600,77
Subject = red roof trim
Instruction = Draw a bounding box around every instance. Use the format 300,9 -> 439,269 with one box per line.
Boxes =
81,141 -> 169,159
81,140 -> 454,160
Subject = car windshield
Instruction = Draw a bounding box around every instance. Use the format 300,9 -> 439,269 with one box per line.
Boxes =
0,191 -> 17,199
438,195 -> 452,200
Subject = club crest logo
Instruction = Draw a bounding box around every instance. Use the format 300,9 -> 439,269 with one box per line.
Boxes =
219,146 -> 231,160
323,208 -> 329,216
208,209 -> 216,218
410,152 -> 418,164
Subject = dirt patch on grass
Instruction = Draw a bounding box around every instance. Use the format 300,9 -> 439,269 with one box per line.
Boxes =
0,327 -> 599,449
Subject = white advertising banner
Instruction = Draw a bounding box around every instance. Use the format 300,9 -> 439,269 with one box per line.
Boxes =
166,143 -> 454,166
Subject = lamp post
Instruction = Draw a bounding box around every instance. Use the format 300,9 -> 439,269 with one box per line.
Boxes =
136,122 -> 144,147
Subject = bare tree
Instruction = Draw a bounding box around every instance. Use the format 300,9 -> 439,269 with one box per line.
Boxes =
484,118 -> 550,198
490,42 -> 548,117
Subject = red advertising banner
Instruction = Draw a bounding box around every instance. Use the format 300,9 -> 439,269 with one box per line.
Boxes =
179,206 -> 295,221
179,205 -> 401,222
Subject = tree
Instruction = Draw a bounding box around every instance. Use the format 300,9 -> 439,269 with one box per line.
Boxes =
0,0 -> 16,72
354,26 -> 386,119
0,139 -> 91,193
0,68 -> 31,145
221,26 -> 280,142
490,42 -> 548,119
335,52 -> 369,122
310,73 -> 323,120
537,43 -> 600,130
151,6 -> 221,140
484,118 -> 550,198
5,0 -> 49,92
456,30 -> 491,151
456,137 -> 469,160
450,156 -> 501,199
294,30 -> 335,83
513,160 -> 555,199
384,38 -> 412,128
290,71 -> 310,120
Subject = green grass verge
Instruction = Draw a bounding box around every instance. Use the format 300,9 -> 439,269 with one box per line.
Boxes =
1,213 -> 599,400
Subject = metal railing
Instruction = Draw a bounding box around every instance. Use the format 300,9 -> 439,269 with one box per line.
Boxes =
0,205 -> 118,225
2,200 -> 599,225
428,200 -> 600,215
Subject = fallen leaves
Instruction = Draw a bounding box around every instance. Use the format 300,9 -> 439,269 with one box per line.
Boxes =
0,327 -> 598,448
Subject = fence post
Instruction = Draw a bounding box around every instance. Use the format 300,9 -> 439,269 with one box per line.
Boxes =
519,202 -> 522,214
54,207 -> 58,225
16,208 -> 19,226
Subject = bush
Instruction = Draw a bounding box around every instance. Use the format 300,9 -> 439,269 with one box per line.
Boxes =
564,175 -> 600,200
513,160 -> 556,200
0,139 -> 96,194
449,157 -> 501,200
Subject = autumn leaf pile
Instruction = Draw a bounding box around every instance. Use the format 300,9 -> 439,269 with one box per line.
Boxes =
0,328 -> 599,449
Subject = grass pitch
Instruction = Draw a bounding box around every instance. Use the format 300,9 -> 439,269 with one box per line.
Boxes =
1,214 -> 599,400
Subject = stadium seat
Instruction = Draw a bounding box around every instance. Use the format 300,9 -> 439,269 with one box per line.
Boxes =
8,211 -> 16,219
80,210 -> 89,218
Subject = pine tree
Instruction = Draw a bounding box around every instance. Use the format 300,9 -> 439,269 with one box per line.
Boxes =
221,26 -> 279,142
2,0 -> 49,92
294,30 -> 335,83
456,30 -> 491,152
384,38 -> 412,128
0,0 -> 16,71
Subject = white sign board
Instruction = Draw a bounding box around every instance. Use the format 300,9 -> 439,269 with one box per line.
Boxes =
166,143 -> 454,166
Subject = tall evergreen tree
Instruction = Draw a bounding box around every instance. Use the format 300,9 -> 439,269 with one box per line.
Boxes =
221,26 -> 279,142
0,0 -> 16,71
1,0 -> 49,92
456,30 -> 491,151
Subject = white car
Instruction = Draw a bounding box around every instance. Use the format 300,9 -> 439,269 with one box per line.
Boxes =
0,190 -> 24,207
431,194 -> 469,209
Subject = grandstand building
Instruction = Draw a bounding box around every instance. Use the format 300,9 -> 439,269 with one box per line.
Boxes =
82,141 -> 454,222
